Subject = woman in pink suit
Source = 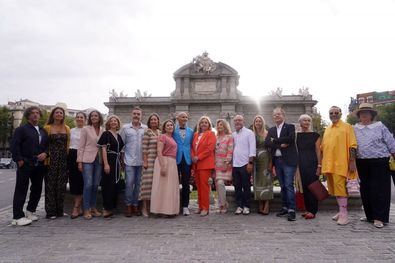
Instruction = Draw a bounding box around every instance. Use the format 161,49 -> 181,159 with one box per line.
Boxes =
191,116 -> 216,216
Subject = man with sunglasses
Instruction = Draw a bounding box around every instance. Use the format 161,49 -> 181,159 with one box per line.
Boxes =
321,106 -> 357,225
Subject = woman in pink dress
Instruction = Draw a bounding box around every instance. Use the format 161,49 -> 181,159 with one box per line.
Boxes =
214,119 -> 234,213
150,119 -> 180,216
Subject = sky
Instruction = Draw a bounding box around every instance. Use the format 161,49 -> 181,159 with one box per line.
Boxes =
1,0 -> 395,122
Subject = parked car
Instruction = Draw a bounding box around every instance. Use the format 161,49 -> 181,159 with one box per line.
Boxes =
0,158 -> 13,169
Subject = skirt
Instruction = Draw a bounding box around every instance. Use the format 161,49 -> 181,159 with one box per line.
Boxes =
150,156 -> 180,215
67,149 -> 84,195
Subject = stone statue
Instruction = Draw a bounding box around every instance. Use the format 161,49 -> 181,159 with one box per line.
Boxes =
298,87 -> 311,99
270,87 -> 283,97
192,51 -> 217,74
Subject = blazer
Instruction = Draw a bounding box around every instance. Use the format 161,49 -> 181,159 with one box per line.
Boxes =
173,125 -> 194,165
191,130 -> 216,170
77,125 -> 104,164
264,123 -> 298,166
11,123 -> 49,165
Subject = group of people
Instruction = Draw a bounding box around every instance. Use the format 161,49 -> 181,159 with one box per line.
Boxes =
10,103 -> 395,229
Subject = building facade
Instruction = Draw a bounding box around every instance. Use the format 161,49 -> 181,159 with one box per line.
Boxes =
105,53 -> 317,128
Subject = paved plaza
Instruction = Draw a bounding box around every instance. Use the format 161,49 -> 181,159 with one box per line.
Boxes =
0,197 -> 394,263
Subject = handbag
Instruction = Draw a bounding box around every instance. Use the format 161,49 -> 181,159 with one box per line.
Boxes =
307,180 -> 329,201
346,178 -> 360,196
389,156 -> 395,171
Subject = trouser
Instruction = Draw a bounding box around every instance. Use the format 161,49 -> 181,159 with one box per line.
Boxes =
101,168 -> 118,211
45,163 -> 68,217
13,164 -> 45,219
82,157 -> 102,210
274,158 -> 297,212
195,169 -> 211,210
232,165 -> 251,208
299,167 -> 318,215
124,165 -> 142,206
357,158 -> 391,223
215,179 -> 227,207
177,156 -> 191,208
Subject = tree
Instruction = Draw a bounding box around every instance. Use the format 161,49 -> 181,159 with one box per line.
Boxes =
311,112 -> 327,136
21,110 -> 75,128
377,103 -> 395,133
0,107 -> 12,156
346,113 -> 358,125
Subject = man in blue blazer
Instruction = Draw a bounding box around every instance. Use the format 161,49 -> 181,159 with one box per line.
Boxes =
173,112 -> 194,216
265,107 -> 298,221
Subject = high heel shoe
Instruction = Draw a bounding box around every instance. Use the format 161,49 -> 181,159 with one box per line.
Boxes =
70,207 -> 80,219
200,210 -> 209,217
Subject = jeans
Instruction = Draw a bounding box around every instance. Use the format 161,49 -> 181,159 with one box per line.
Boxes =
124,165 -> 142,206
232,165 -> 251,208
274,158 -> 297,211
82,157 -> 102,210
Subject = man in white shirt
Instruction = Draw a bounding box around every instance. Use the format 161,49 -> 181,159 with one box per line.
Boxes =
120,107 -> 147,217
232,115 -> 256,215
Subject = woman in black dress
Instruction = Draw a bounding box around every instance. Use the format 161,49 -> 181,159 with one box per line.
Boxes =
98,115 -> 124,218
296,114 -> 321,219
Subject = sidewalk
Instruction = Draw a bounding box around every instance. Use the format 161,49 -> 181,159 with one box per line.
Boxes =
0,197 -> 394,262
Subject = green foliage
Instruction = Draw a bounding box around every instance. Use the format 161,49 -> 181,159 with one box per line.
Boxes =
0,107 -> 13,154
377,103 -> 395,134
346,113 -> 358,125
311,112 -> 327,136
21,110 -> 75,128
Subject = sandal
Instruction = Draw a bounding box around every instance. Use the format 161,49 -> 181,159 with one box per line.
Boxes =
304,212 -> 316,219
70,207 -> 80,219
91,209 -> 102,217
103,210 -> 114,219
83,211 -> 92,220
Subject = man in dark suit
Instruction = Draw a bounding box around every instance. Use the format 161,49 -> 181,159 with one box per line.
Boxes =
265,107 -> 298,221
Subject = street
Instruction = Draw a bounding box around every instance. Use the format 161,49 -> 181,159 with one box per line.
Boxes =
0,169 -> 16,210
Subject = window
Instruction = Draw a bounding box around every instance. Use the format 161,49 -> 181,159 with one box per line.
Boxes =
367,96 -> 373,103
358,97 -> 365,103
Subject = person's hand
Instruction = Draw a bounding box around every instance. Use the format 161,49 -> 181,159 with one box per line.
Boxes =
78,162 -> 83,172
192,156 -> 198,163
143,161 -> 148,170
104,164 -> 110,174
37,152 -> 47,161
348,160 -> 356,172
280,144 -> 289,148
246,163 -> 253,174
316,167 -> 321,176
17,160 -> 24,168
160,169 -> 166,176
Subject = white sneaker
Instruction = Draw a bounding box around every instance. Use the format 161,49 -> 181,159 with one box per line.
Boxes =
183,207 -> 190,216
242,207 -> 250,215
26,211 -> 39,221
11,217 -> 32,226
234,207 -> 243,215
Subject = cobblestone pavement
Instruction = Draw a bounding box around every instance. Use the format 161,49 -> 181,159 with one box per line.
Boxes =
0,199 -> 394,263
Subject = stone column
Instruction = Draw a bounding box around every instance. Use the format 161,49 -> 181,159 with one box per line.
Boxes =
220,77 -> 227,99
175,78 -> 182,98
184,77 -> 190,98
229,77 -> 237,99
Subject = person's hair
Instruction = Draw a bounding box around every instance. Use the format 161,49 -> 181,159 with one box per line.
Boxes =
47,107 -> 65,125
273,107 -> 286,116
197,116 -> 212,132
329,106 -> 342,113
87,110 -> 103,126
252,115 -> 266,135
298,114 -> 313,132
216,119 -> 232,135
23,106 -> 42,119
162,119 -> 175,134
147,113 -> 160,129
132,106 -> 143,113
105,115 -> 121,131
75,111 -> 87,120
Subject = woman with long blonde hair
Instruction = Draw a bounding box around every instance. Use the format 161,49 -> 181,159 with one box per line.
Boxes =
252,115 -> 273,215
214,119 -> 234,213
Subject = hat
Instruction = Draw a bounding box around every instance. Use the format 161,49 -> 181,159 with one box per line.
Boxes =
355,103 -> 377,117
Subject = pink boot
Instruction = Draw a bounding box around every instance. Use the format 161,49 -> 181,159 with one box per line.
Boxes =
336,197 -> 349,225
